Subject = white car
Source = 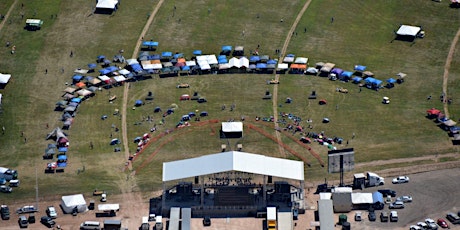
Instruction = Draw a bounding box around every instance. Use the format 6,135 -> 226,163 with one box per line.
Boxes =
425,218 -> 437,229
46,206 -> 57,219
392,176 -> 410,184
409,225 -> 422,230
417,222 -> 428,229
396,195 -> 413,203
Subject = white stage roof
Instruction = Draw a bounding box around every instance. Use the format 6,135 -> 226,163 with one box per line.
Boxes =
162,151 -> 304,182
396,25 -> 421,36
222,122 -> 243,132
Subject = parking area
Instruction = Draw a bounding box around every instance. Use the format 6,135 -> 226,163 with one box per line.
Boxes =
346,167 -> 460,229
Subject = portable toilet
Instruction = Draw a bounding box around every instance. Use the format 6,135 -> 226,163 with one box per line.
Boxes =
338,214 -> 347,225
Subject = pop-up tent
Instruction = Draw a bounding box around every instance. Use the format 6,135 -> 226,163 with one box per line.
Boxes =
395,25 -> 423,41
61,194 -> 87,213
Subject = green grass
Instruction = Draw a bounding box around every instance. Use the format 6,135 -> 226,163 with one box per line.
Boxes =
0,0 -> 459,199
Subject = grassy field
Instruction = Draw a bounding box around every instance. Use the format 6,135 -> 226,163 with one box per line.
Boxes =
0,0 -> 459,200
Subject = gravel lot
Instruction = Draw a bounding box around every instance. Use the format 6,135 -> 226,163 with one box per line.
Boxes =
346,167 -> 460,230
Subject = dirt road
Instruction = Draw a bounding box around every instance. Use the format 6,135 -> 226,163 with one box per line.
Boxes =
0,0 -> 18,32
272,0 -> 313,156
441,26 -> 460,118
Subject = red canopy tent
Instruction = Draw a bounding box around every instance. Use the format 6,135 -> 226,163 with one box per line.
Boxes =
426,108 -> 441,116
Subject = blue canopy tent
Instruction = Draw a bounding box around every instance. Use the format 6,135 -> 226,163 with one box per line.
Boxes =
135,100 -> 143,106
58,147 -> 68,153
57,155 -> 67,167
221,45 -> 232,52
352,76 -> 362,83
71,97 -> 82,103
173,53 -> 184,59
286,54 -> 295,57
365,77 -> 383,88
372,191 -> 384,210
354,65 -> 367,72
218,55 -> 228,64
181,66 -> 190,71
387,78 -> 397,84
256,63 -> 267,69
107,66 -> 118,73
250,56 -> 261,63
161,52 -> 172,57
267,59 -> 277,65
130,63 -> 143,72
188,112 -> 196,117
72,75 -> 84,82
103,59 -> 111,65
97,55 -> 106,63
142,41 -> 159,49
193,50 -> 202,55
200,111 -> 208,117
99,68 -> 111,75
87,63 -> 97,69
340,71 -> 353,80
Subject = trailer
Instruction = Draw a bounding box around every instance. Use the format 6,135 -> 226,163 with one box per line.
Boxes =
95,203 -> 118,217
353,172 -> 385,189
168,207 -> 180,230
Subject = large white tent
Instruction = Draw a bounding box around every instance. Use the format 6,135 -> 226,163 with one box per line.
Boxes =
162,151 -> 304,182
221,122 -> 243,133
61,194 -> 87,213
396,25 -> 421,37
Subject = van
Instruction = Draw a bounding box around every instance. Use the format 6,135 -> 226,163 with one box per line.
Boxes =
80,221 -> 101,230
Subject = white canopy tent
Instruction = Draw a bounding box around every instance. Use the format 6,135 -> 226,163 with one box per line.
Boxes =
0,73 -> 11,84
222,122 -> 243,132
61,194 -> 87,213
396,25 -> 421,37
162,151 -> 304,182
96,0 -> 119,9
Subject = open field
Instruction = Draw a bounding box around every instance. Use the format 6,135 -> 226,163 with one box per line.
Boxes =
0,0 -> 459,216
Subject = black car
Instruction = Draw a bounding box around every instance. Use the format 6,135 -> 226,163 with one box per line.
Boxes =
40,216 -> 56,228
203,216 -> 211,226
378,189 -> 397,197
368,211 -> 376,221
1,205 -> 10,220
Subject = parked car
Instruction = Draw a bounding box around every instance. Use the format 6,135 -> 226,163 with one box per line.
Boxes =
380,211 -> 389,222
437,218 -> 449,228
378,189 -> 397,197
446,212 -> 460,224
417,222 -> 429,229
355,211 -> 362,221
46,206 -> 57,219
18,215 -> 28,228
0,185 -> 12,193
27,214 -> 35,224
392,176 -> 410,184
0,178 -> 6,185
410,225 -> 422,230
390,211 -> 398,222
1,204 -> 10,220
40,216 -> 56,228
425,218 -> 437,229
396,195 -> 413,203
368,211 -> 376,221
389,201 -> 405,209
203,216 -> 211,226
16,206 -> 38,214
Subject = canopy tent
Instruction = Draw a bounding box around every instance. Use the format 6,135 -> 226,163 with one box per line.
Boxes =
294,57 -> 308,64
267,59 -> 277,65
64,87 -> 77,94
354,65 -> 367,72
396,25 -> 421,37
142,41 -> 159,48
87,63 -> 97,69
193,50 -> 202,55
249,56 -> 261,63
320,63 -> 336,73
365,77 -> 383,87
221,45 -> 232,52
126,59 -> 139,65
161,51 -> 173,58
283,55 -> 295,63
0,73 -> 12,84
352,76 -> 362,83
96,0 -> 118,9
331,68 -> 344,75
77,89 -> 93,97
222,122 -> 243,132
61,194 -> 87,214
340,71 -> 353,79
386,78 -> 397,84
306,67 -> 318,74
277,63 -> 289,70
426,108 -> 441,116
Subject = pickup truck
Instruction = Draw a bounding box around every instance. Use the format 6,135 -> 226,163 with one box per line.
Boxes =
16,205 -> 38,214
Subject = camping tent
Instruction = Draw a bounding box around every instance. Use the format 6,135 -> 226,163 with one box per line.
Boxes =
61,194 -> 87,213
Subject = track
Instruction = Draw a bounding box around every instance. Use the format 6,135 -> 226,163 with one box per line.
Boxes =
441,25 -> 460,118
0,0 -> 19,32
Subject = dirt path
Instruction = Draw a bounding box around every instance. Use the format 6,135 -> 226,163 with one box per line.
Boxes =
121,0 -> 165,171
441,27 -> 460,118
272,0 -> 313,156
0,0 -> 18,32
118,1 -> 164,229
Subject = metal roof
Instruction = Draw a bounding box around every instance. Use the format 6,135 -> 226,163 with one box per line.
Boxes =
162,151 -> 304,182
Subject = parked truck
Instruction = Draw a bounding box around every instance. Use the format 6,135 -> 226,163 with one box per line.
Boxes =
0,167 -> 18,181
353,172 -> 385,189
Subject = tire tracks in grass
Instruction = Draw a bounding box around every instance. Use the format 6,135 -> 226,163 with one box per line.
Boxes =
0,0 -> 18,33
